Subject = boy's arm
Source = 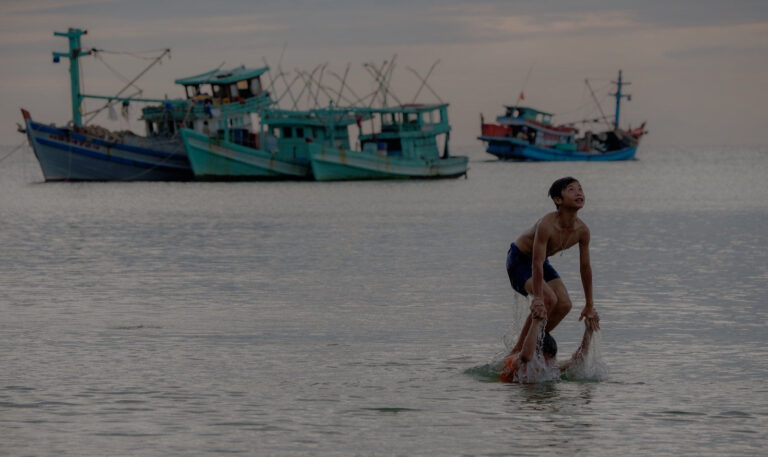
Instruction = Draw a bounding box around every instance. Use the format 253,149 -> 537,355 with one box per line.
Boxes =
530,222 -> 550,319
520,317 -> 545,363
578,227 -> 600,331
557,324 -> 594,371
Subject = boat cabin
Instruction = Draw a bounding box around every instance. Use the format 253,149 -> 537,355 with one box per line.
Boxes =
247,107 -> 361,163
175,65 -> 269,105
140,99 -> 194,138
358,104 -> 451,158
501,106 -> 554,126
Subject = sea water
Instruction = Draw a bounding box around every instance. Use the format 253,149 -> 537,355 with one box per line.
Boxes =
0,143 -> 766,456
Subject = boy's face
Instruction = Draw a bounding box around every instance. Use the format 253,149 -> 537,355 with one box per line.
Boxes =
556,181 -> 585,209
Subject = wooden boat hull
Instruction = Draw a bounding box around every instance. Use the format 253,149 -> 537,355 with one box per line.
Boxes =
479,136 -> 637,162
181,129 -> 312,180
309,144 -> 468,181
22,114 -> 192,181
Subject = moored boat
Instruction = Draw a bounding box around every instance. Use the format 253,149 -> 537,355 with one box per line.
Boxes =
19,28 -> 272,181
19,28 -> 196,181
182,106 -> 359,180
309,103 -> 468,181
478,70 -> 646,161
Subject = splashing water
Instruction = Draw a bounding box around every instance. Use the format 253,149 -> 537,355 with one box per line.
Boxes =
501,294 -> 530,352
561,331 -> 609,382
512,321 -> 561,383
468,295 -> 608,383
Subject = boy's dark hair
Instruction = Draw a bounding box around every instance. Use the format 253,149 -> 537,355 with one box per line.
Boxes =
542,332 -> 558,358
548,176 -> 579,208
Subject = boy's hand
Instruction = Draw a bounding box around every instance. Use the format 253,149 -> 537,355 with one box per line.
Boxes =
530,297 -> 547,320
579,305 -> 600,331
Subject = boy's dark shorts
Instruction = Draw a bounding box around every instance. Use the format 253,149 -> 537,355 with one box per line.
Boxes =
506,243 -> 560,297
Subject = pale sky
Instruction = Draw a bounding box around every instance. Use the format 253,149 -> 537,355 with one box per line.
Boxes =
2,0 -> 767,148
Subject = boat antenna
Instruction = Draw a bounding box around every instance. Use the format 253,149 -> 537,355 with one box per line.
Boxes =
293,63 -> 323,109
274,44 -> 299,109
332,63 -> 351,106
313,63 -> 328,107
515,62 -> 535,106
328,67 -> 362,106
276,73 -> 302,107
584,77 -> 612,130
298,66 -> 339,108
406,59 -> 442,103
363,56 -> 401,107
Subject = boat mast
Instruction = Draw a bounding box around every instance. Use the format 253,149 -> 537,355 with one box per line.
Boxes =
611,70 -> 631,130
53,28 -> 90,126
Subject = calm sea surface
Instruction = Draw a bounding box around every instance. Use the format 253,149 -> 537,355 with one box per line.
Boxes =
0,143 -> 766,456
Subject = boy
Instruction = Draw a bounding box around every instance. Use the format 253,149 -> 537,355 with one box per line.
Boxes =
506,177 -> 600,355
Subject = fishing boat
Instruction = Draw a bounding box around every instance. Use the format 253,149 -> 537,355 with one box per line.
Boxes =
19,28 -> 272,181
478,70 -> 646,161
181,104 -> 359,180
309,103 -> 468,180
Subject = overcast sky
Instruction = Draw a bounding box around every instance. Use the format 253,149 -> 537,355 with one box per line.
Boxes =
2,0 -> 767,148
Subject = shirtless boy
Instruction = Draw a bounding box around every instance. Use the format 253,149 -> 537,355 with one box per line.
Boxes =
507,177 -> 600,355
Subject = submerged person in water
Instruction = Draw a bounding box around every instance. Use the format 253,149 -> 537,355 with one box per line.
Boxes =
506,177 -> 600,357
499,307 -> 595,383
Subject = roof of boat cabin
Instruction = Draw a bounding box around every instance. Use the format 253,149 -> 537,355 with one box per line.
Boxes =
175,65 -> 269,86
503,105 -> 553,117
360,103 -> 449,114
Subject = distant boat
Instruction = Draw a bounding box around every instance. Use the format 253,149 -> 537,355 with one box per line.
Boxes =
478,70 -> 647,161
309,103 -> 468,180
181,105 -> 358,180
19,28 -> 272,181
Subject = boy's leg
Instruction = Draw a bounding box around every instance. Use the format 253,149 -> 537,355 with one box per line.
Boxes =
543,278 -> 572,332
510,279 -> 558,353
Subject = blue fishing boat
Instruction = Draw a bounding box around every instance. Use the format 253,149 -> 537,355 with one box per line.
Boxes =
19,28 -> 272,181
309,104 -> 468,180
478,70 -> 646,161
181,104 -> 358,180
19,28 -> 191,181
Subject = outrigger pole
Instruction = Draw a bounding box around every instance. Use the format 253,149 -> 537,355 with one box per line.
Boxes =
82,48 -> 170,124
585,78 -> 612,130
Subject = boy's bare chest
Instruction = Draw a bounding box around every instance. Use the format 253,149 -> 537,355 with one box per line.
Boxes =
546,228 -> 579,256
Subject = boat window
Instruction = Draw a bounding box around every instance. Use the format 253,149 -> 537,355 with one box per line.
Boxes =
283,127 -> 293,138
185,85 -> 200,99
235,80 -> 249,99
250,78 -> 262,96
296,127 -> 304,138
212,85 -> 222,99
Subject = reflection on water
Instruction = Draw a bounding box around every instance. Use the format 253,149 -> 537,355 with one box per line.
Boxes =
0,146 -> 766,456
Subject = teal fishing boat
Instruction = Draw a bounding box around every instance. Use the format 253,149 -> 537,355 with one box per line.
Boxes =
182,105 -> 362,180
309,104 -> 468,181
